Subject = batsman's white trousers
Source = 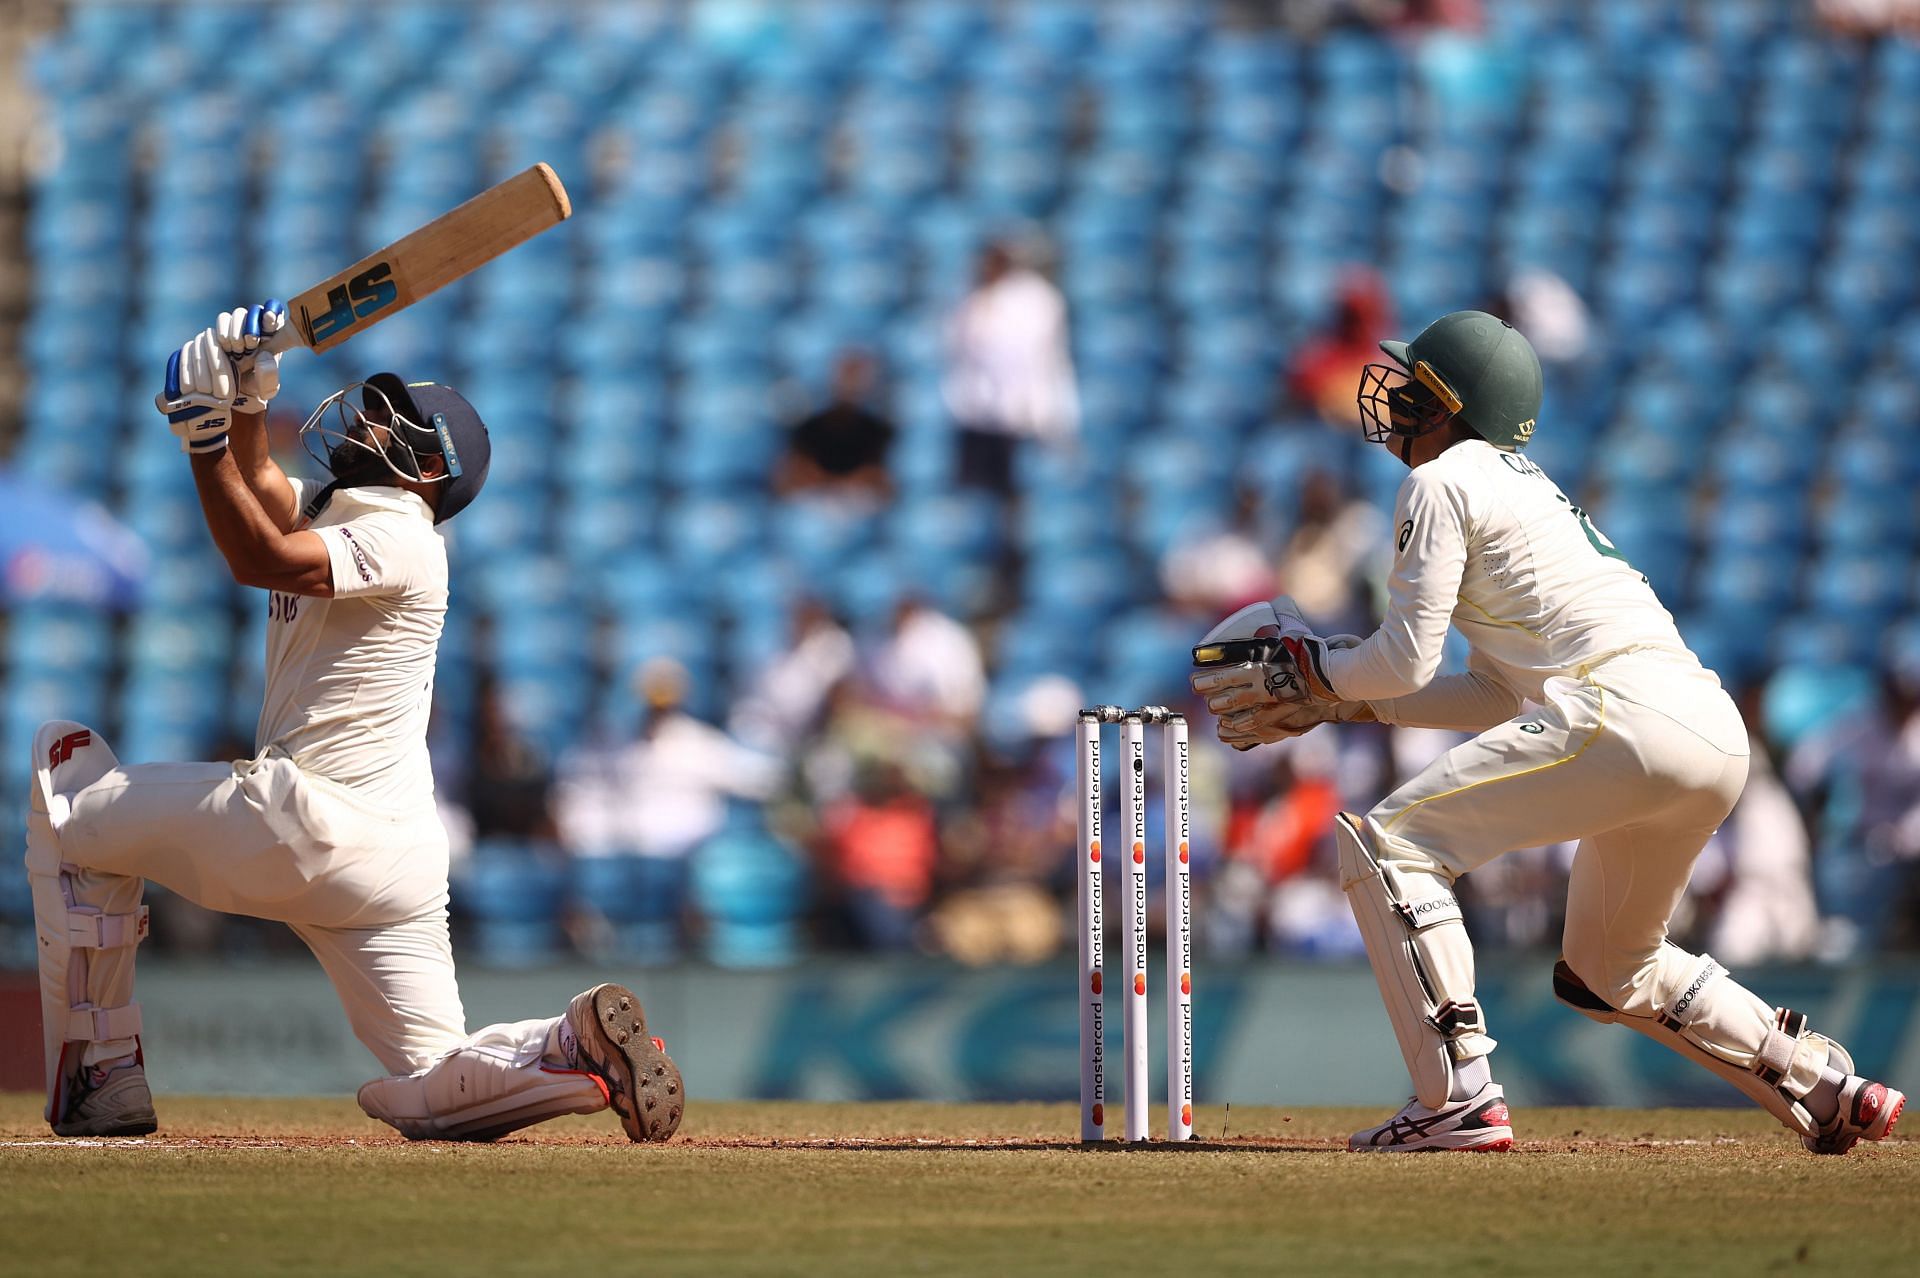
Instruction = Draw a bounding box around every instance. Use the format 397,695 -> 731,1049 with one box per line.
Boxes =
53,750 -> 470,1075
1366,657 -> 1749,999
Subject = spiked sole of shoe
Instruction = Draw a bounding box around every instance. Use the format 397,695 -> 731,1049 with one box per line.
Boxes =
585,983 -> 684,1142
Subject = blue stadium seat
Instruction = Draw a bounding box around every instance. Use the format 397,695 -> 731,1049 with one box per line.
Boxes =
568,852 -> 691,959
1024,548 -> 1139,619
688,813 -> 810,968
491,606 -> 593,678
1696,549 -> 1798,622
771,499 -> 882,576
116,669 -> 223,761
891,492 -> 1005,563
126,609 -> 232,676
1816,492 -> 1917,551
6,606 -> 115,678
1805,550 -> 1910,625
1766,611 -> 1882,670
661,496 -> 765,574
1708,436 -> 1808,499
1673,612 -> 1767,690
1712,494 -> 1809,556
1828,431 -> 1919,495
1593,429 -> 1697,494
452,842 -> 570,967
495,673 -> 593,759
4,667 -> 106,762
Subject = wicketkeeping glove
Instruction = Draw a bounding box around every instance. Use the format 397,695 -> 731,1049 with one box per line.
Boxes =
1214,697 -> 1372,752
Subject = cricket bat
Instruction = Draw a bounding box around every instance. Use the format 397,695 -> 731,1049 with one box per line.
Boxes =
266,162 -> 571,354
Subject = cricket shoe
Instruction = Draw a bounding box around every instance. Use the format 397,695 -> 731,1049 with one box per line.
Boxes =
1802,1076 -> 1904,1156
565,983 -> 684,1142
53,1057 -> 157,1138
1348,1082 -> 1513,1153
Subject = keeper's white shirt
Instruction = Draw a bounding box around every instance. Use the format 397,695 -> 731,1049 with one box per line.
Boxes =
256,478 -> 446,815
1323,440 -> 1743,748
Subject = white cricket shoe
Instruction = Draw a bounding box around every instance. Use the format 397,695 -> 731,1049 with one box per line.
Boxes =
564,983 -> 684,1142
1803,1075 -> 1904,1155
1349,1082 -> 1513,1153
53,1060 -> 157,1138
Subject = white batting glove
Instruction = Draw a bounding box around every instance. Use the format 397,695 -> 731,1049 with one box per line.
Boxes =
155,301 -> 286,454
216,300 -> 285,411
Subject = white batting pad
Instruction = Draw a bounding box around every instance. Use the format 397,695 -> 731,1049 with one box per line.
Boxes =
1337,813 -> 1496,1108
357,1017 -> 609,1141
28,720 -> 147,1124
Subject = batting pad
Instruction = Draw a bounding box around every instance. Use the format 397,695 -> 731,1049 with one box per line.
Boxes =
1337,813 -> 1496,1109
1553,955 -> 1839,1139
28,720 -> 147,1123
358,1019 -> 609,1141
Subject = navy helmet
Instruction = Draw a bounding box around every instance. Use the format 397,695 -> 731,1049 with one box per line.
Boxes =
301,373 -> 491,523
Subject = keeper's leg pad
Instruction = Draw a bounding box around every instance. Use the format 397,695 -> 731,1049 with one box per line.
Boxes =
27,721 -> 148,1125
1553,955 -> 1842,1139
1336,813 -> 1496,1108
357,1018 -> 610,1142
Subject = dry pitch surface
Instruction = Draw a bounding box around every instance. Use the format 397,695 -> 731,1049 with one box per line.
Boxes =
2,1094 -> 1913,1276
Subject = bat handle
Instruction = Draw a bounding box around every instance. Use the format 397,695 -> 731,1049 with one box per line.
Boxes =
261,321 -> 300,354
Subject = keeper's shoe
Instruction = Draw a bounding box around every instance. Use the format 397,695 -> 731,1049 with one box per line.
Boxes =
1803,1076 -> 1904,1155
53,1059 -> 157,1138
564,983 -> 684,1142
1348,1082 -> 1513,1153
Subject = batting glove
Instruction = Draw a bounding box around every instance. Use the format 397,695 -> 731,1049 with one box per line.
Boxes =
155,301 -> 286,454
216,300 -> 286,410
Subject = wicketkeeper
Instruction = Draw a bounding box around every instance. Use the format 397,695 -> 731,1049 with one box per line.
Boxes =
28,301 -> 682,1142
1191,311 -> 1902,1154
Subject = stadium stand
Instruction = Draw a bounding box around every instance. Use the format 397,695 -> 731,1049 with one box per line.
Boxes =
2,0 -> 1915,965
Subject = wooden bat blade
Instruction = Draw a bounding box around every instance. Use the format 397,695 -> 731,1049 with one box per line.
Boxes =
279,162 -> 571,354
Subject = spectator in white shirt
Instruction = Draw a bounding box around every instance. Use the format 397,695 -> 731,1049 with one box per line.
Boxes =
727,598 -> 857,753
943,240 -> 1079,494
868,598 -> 987,730
556,658 -> 782,860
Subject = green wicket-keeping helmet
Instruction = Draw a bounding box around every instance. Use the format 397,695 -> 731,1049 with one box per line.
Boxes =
1357,310 -> 1544,451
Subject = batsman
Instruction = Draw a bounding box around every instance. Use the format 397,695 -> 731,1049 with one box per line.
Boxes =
1191,310 -> 1903,1154
27,301 -> 682,1142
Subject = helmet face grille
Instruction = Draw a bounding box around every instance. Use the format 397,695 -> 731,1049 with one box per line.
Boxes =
1357,362 -> 1458,443
300,380 -> 450,487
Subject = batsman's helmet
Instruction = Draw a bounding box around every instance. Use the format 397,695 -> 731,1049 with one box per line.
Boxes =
302,373 -> 491,523
1357,310 -> 1543,451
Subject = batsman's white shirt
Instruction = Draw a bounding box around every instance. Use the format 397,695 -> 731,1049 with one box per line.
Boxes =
264,478 -> 446,816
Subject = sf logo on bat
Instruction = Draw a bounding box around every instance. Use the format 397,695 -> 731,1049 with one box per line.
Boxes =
302,262 -> 399,345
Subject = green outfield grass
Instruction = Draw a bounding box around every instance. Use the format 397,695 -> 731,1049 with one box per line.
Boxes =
1,1094 -> 1913,1276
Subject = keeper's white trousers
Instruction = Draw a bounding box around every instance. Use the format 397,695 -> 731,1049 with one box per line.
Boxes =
1360,657 -> 1803,1082
44,749 -> 473,1076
